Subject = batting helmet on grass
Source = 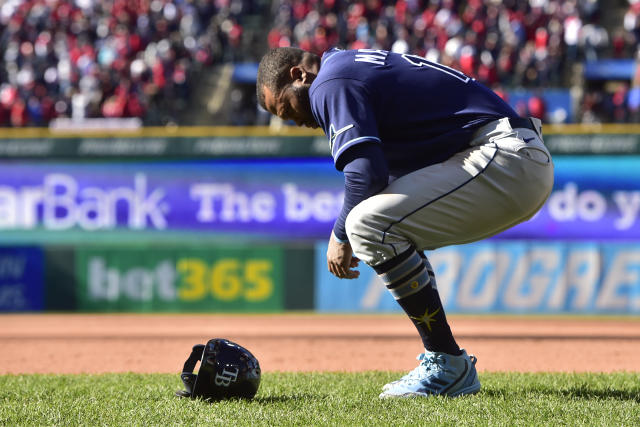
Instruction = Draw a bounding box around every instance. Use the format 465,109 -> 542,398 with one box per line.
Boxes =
175,338 -> 261,401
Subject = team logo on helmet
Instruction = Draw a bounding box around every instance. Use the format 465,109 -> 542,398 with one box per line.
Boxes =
214,367 -> 240,387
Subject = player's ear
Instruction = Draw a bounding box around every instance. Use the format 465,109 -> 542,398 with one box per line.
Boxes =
289,66 -> 304,82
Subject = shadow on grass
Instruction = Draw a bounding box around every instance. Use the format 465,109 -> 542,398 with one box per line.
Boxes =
557,386 -> 640,402
181,394 -> 322,405
482,386 -> 640,402
178,394 -> 326,405
253,394 -> 324,404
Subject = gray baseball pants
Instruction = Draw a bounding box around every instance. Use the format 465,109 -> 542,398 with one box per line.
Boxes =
345,117 -> 554,267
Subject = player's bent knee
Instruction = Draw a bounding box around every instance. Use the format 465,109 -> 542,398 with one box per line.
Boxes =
344,205 -> 360,237
345,201 -> 396,266
345,202 -> 379,242
345,205 -> 366,247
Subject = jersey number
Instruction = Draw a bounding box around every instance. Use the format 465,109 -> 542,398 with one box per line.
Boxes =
401,54 -> 471,83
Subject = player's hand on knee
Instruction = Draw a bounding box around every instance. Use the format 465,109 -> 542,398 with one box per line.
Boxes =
327,233 -> 360,279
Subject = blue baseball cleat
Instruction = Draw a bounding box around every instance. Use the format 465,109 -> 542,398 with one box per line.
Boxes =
379,349 -> 480,398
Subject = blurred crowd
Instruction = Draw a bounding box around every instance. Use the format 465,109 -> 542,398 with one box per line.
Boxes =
268,0 -> 603,88
0,0 -> 261,127
625,0 -> 640,52
0,0 -> 638,126
268,0 -> 639,123
573,0 -> 640,123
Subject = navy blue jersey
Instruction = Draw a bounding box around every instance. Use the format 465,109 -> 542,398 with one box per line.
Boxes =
309,48 -> 518,174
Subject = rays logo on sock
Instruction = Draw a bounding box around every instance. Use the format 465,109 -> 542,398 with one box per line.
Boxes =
328,123 -> 354,151
409,307 -> 441,332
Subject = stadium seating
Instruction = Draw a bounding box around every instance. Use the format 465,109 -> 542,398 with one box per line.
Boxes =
265,0 -> 639,124
0,0 -> 270,127
0,0 -> 637,126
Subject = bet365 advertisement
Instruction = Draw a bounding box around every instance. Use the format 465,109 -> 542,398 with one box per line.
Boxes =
0,156 -> 638,242
75,246 -> 284,312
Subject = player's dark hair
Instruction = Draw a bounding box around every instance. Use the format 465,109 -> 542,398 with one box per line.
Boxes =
256,47 -> 307,110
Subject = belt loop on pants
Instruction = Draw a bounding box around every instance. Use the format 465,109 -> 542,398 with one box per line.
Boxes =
508,117 -> 541,137
470,116 -> 541,146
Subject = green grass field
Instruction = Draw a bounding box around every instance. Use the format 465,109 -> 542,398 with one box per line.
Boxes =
1,372 -> 639,426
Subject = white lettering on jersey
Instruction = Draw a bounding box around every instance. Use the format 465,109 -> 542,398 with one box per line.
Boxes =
401,54 -> 471,83
355,49 -> 388,66
329,123 -> 355,150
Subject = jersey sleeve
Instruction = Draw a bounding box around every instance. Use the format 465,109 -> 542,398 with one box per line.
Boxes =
310,78 -> 381,170
332,142 -> 389,242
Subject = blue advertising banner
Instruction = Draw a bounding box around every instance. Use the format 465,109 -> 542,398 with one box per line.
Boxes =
504,156 -> 640,240
0,156 -> 638,242
0,160 -> 342,242
315,241 -> 640,314
0,247 -> 44,312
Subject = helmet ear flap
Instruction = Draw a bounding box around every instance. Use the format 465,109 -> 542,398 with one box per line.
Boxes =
180,373 -> 197,396
175,344 -> 206,398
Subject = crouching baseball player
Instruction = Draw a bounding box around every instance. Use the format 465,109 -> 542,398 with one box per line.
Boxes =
257,47 -> 554,398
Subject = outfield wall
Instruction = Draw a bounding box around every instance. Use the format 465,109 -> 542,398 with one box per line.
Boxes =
0,126 -> 639,314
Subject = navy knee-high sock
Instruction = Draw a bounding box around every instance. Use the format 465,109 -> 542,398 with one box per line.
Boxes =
374,249 -> 461,355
